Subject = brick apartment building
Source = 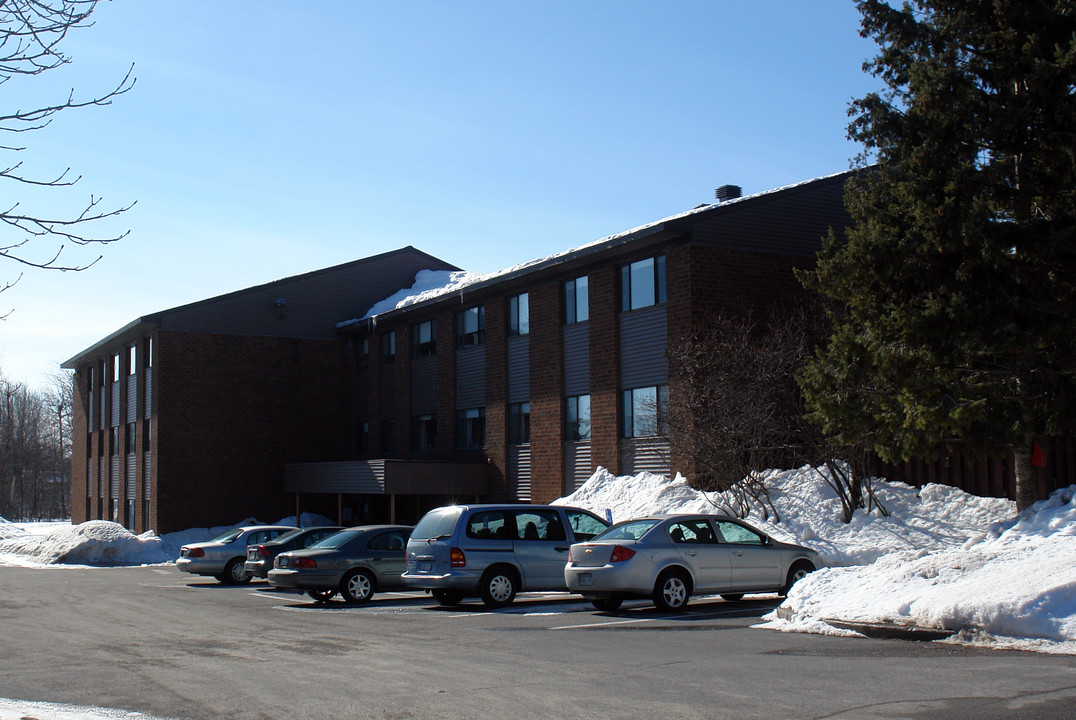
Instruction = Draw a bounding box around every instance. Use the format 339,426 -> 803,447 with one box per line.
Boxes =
66,171 -> 858,534
285,171 -> 854,526
63,247 -> 458,534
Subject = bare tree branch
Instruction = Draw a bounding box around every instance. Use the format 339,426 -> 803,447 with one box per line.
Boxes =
0,1 -> 135,298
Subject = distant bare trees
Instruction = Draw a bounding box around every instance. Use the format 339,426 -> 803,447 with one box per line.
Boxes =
666,306 -> 885,523
1,0 -> 135,302
0,371 -> 72,520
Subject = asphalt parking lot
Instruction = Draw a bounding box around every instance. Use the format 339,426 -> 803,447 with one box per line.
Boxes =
1,565 -> 1074,720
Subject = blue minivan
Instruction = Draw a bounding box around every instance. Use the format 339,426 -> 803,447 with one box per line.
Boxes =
402,504 -> 609,608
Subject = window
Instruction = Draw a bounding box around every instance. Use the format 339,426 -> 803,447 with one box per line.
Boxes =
620,255 -> 666,311
112,353 -> 120,382
128,346 -> 136,375
565,509 -> 608,540
413,320 -> 436,357
565,394 -> 591,441
456,306 -> 484,347
109,426 -> 119,456
146,337 -> 153,368
715,520 -> 765,545
412,414 -> 436,452
456,407 -> 485,450
142,421 -> 150,450
124,423 -> 135,455
508,402 -> 530,444
359,421 -> 369,457
621,385 -> 668,438
565,276 -> 589,323
466,510 -> 509,540
508,293 -> 529,336
380,418 -> 395,455
381,332 -> 395,364
668,520 -> 718,544
360,337 -> 369,369
515,509 -> 566,541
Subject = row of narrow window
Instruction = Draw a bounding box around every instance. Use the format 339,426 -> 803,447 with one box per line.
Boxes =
368,255 -> 664,364
360,384 -> 667,456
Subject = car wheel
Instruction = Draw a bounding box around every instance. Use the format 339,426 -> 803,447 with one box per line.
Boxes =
479,567 -> 518,608
433,590 -> 463,607
222,558 -> 251,585
780,561 -> 815,597
653,569 -> 691,612
307,589 -> 337,602
591,597 -> 623,612
720,593 -> 744,602
340,569 -> 375,604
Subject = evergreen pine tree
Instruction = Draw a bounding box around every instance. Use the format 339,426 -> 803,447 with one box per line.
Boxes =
801,0 -> 1076,510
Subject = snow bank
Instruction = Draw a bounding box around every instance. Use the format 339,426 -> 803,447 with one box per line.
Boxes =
0,513 -> 335,568
762,485 -> 1076,654
555,465 -> 1011,566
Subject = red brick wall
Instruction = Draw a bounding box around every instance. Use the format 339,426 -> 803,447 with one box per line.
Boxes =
153,330 -> 353,533
588,265 -> 620,476
529,281 -> 565,502
484,297 -> 508,500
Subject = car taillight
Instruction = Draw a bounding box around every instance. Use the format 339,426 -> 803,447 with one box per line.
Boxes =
295,557 -> 317,569
609,546 -> 636,563
450,547 -> 465,567
256,545 -> 270,557
186,547 -> 205,558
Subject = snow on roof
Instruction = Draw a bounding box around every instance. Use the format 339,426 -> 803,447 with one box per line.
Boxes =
337,170 -> 854,328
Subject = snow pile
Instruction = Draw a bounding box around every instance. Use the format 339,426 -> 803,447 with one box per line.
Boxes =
764,485 -> 1076,654
556,465 -> 1011,566
0,513 -> 334,568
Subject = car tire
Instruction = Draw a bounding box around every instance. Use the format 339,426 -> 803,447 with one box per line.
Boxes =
780,561 -> 815,597
433,590 -> 463,607
653,569 -> 691,612
307,589 -> 337,602
720,593 -> 744,602
478,567 -> 518,608
340,569 -> 375,604
222,558 -> 251,585
591,597 -> 623,612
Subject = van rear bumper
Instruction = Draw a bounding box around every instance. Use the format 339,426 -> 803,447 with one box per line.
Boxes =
402,570 -> 482,591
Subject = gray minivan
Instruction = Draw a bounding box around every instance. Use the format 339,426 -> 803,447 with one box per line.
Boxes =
402,504 -> 609,608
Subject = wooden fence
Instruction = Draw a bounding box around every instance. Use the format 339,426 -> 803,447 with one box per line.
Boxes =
870,437 -> 1076,501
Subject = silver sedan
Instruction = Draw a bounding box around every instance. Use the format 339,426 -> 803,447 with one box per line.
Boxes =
176,525 -> 297,584
564,514 -> 823,612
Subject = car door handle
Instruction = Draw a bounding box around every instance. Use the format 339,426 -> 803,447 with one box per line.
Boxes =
731,551 -> 743,557
684,550 -> 697,556
370,556 -> 382,561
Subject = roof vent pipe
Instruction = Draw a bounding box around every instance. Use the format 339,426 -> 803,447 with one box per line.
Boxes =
715,184 -> 742,202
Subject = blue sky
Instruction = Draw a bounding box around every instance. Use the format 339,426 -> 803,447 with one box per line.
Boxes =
1,1 -> 877,388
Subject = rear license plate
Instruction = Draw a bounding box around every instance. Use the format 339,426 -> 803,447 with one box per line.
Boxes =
278,557 -> 289,568
418,560 -> 431,573
578,573 -> 592,587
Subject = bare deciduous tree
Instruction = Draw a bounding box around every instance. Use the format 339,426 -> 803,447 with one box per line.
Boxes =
666,306 -> 886,523
1,0 -> 135,302
0,370 -> 72,520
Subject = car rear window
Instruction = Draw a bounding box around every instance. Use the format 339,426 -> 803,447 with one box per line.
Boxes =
212,528 -> 243,543
593,519 -> 660,542
411,507 -> 463,541
309,529 -> 361,549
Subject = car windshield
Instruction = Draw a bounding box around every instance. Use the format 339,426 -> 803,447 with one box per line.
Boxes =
309,529 -> 361,549
411,507 -> 463,541
211,528 -> 244,543
592,519 -> 661,542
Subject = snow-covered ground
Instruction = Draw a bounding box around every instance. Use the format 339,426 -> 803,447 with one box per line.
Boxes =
2,466 -> 1074,657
